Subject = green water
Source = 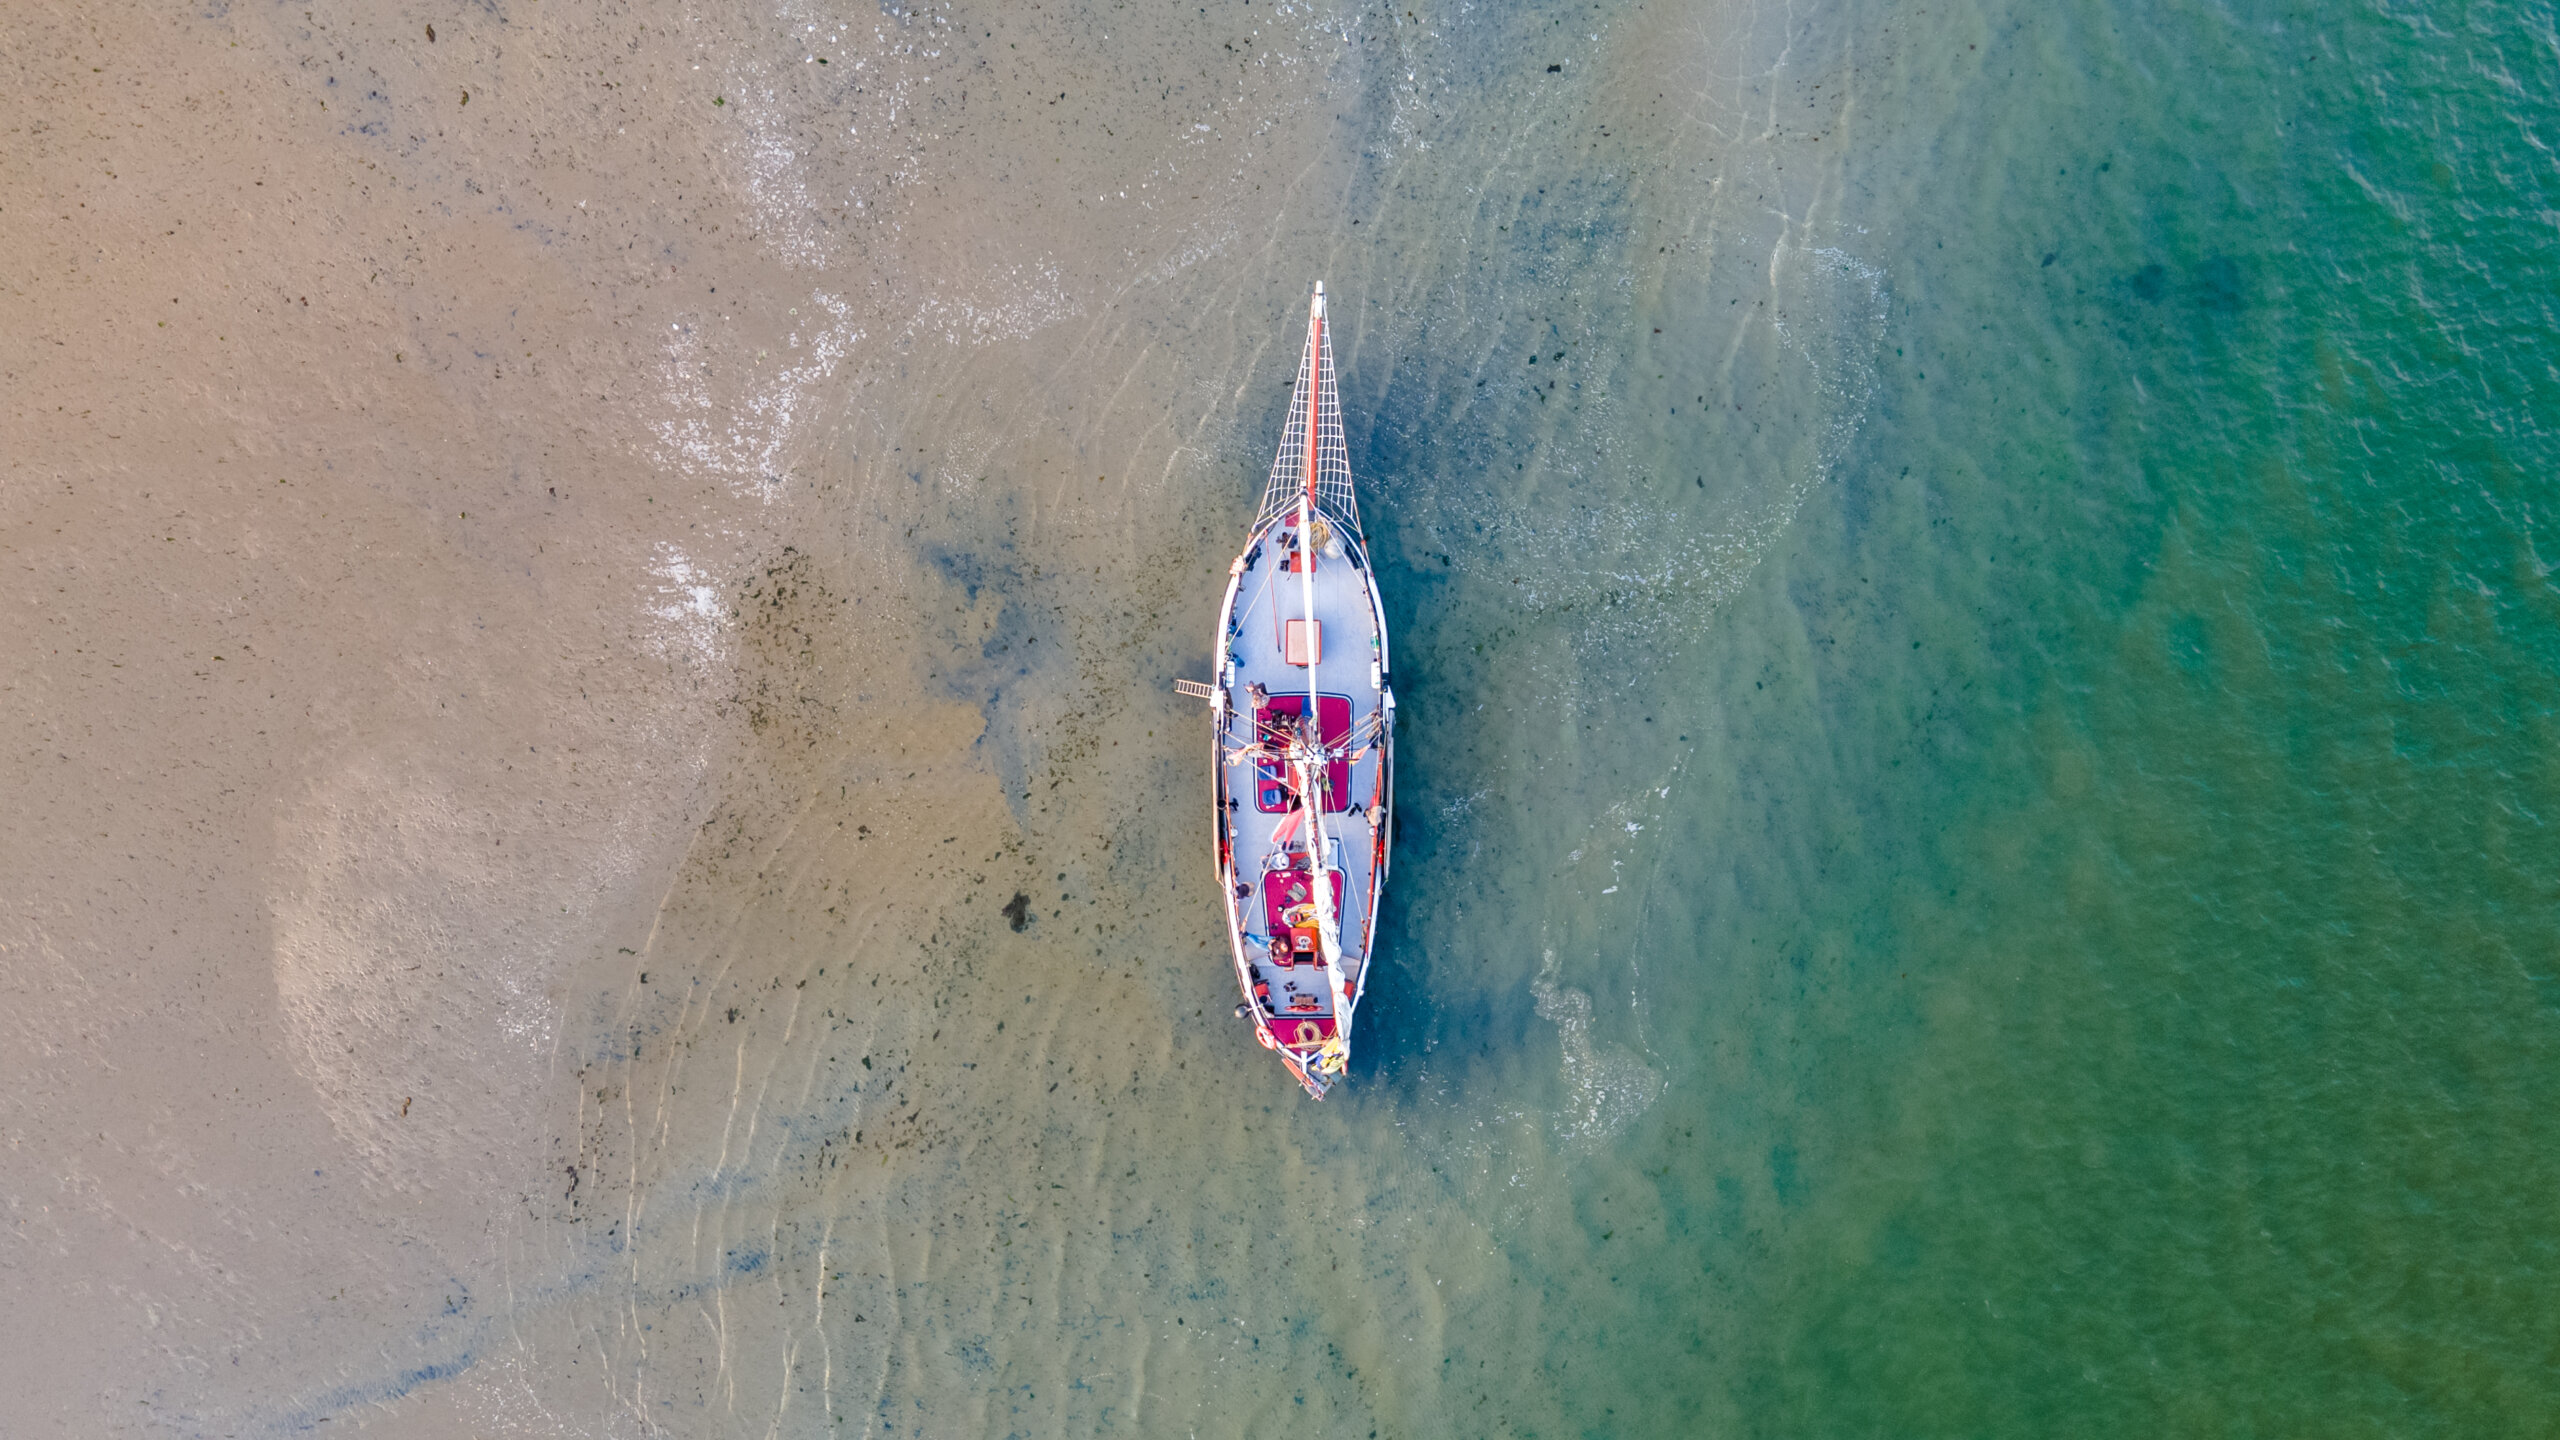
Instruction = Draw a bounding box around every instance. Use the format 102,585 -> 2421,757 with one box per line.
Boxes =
1326,0 -> 2560,1432
1418,0 -> 2560,1432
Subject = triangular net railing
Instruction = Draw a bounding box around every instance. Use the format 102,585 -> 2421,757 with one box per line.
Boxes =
1255,299 -> 1363,539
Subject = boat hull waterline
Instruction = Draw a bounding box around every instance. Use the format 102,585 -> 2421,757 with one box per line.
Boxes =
1192,282 -> 1393,1099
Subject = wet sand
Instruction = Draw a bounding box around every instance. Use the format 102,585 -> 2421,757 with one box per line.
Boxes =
5,1 -> 1878,1432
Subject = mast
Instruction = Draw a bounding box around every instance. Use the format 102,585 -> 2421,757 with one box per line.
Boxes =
1304,284 -> 1325,519
1294,284 -> 1353,1067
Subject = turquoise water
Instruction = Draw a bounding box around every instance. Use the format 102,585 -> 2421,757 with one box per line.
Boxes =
1441,0 -> 2560,1432
30,0 -> 2558,1432
1324,0 -> 2560,1431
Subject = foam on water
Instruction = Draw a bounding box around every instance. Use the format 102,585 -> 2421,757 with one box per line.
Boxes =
650,294 -> 864,494
1530,948 -> 1668,1147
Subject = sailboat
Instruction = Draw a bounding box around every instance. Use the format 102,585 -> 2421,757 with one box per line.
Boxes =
1179,282 -> 1394,1098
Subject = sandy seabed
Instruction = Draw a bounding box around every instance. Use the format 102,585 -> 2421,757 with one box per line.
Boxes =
4,1 -> 1876,1433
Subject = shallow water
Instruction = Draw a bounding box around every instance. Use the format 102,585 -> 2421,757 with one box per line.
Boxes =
7,0 -> 2557,1434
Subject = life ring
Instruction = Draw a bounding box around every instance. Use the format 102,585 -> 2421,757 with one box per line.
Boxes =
1293,1020 -> 1324,1047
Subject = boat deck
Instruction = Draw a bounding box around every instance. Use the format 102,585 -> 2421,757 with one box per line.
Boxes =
1217,513 -> 1390,1053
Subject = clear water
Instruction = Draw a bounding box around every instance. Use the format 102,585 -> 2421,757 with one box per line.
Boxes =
13,0 -> 2558,1433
